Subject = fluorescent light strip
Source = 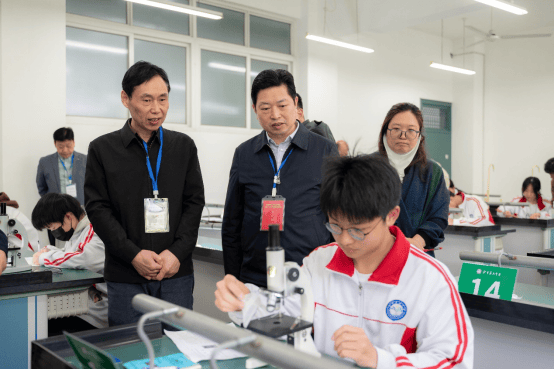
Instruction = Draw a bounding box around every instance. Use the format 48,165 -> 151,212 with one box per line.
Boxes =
474,0 -> 527,15
430,62 -> 476,75
125,0 -> 223,20
306,34 -> 374,53
66,40 -> 128,54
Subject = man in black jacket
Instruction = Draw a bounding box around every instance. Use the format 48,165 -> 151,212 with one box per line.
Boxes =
85,61 -> 205,326
222,69 -> 337,287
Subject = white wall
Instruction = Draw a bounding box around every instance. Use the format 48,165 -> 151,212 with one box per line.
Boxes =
0,0 -> 66,246
483,30 -> 554,200
303,27 -> 456,154
451,44 -> 485,195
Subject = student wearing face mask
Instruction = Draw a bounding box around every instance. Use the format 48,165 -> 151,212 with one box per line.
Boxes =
373,103 -> 449,257
31,193 -> 108,328
497,177 -> 552,220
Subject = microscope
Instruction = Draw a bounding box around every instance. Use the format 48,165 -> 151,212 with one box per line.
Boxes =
0,202 -> 32,274
247,224 -> 320,357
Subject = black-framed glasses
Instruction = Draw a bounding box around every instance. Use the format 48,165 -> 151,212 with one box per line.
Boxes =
387,128 -> 420,140
325,220 -> 381,241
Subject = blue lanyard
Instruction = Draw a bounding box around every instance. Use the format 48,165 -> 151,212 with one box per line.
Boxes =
59,154 -> 74,182
268,148 -> 293,197
142,127 -> 163,198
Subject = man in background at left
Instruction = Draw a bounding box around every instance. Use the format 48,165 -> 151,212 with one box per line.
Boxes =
36,127 -> 87,245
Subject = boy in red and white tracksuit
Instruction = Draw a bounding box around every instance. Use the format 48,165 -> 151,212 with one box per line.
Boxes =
449,190 -> 495,226
215,156 -> 473,368
31,193 -> 108,328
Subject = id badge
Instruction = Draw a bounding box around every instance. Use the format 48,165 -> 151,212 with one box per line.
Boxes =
66,183 -> 77,198
144,198 -> 169,233
260,195 -> 285,231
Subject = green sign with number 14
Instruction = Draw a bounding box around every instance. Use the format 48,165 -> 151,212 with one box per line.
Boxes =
458,263 -> 517,301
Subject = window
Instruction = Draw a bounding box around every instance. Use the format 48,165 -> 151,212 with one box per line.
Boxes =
134,40 -> 187,123
201,50 -> 246,127
66,0 -> 126,24
66,27 -> 128,118
66,1 -> 293,129
422,105 -> 450,130
250,59 -> 289,129
133,0 -> 190,36
197,3 -> 244,45
250,15 -> 291,54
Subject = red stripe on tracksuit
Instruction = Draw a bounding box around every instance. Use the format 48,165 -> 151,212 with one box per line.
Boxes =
315,302 -> 414,329
469,199 -> 486,225
408,247 -> 468,369
44,228 -> 95,266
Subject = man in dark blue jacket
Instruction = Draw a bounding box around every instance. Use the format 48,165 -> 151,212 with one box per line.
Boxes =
222,69 -> 337,287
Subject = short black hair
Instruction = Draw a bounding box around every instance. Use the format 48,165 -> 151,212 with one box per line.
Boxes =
251,69 -> 296,107
53,127 -> 74,142
296,93 -> 303,109
32,193 -> 85,231
320,155 -> 401,223
449,179 -> 455,188
522,177 -> 541,199
545,158 -> 554,174
122,61 -> 170,98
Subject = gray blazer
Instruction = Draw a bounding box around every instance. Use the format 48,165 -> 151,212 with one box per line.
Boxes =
36,151 -> 87,205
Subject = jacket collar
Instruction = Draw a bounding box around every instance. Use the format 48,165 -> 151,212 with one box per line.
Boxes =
326,225 -> 410,285
520,195 -> 546,210
121,119 -> 160,148
254,120 -> 310,153
75,215 -> 90,234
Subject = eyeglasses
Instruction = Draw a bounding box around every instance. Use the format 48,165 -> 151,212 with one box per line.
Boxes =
387,128 -> 420,140
325,220 -> 381,241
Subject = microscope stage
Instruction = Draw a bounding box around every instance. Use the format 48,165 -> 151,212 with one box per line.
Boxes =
246,314 -> 312,338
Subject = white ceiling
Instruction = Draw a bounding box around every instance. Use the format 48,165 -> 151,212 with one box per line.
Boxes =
318,0 -> 554,42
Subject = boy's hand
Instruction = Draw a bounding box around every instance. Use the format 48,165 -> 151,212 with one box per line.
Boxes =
530,213 -> 541,219
448,217 -> 454,225
332,325 -> 377,368
504,211 -> 513,218
215,274 -> 250,312
32,251 -> 45,265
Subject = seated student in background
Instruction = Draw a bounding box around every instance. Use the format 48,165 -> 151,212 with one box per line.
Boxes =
215,155 -> 473,368
31,193 -> 108,328
497,177 -> 552,220
448,180 -> 495,226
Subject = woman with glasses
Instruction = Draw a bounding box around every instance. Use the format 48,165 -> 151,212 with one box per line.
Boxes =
374,103 -> 449,256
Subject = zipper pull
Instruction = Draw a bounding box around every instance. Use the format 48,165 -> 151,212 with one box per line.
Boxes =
359,284 -> 363,295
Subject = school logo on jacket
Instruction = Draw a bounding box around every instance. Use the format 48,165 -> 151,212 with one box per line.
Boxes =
386,300 -> 407,321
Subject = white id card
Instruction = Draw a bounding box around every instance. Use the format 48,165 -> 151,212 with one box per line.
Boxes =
144,198 -> 169,233
66,183 -> 77,198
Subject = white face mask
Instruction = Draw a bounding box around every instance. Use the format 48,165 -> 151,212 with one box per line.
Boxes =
383,135 -> 420,182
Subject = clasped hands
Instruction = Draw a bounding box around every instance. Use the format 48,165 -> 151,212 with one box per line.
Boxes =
214,275 -> 378,368
131,249 -> 180,280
